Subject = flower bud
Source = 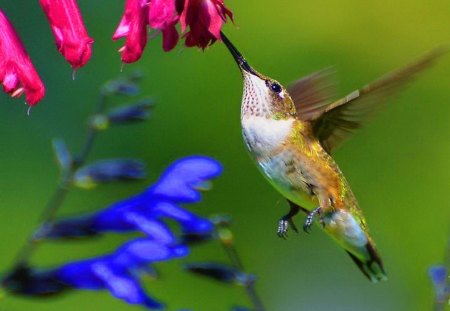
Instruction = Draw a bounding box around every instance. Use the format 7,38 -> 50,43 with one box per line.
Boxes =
107,98 -> 154,125
2,265 -> 68,297
52,139 -> 73,171
184,262 -> 255,286
89,114 -> 110,131
74,159 -> 146,189
102,79 -> 140,96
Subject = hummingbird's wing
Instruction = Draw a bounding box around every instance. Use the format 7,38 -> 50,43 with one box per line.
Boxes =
310,47 -> 447,153
287,68 -> 336,121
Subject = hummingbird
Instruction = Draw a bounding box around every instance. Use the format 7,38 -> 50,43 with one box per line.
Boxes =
220,32 -> 446,282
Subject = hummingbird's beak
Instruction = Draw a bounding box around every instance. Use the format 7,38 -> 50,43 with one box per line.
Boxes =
220,32 -> 257,75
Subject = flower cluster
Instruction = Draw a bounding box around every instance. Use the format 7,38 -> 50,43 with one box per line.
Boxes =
41,156 -> 221,240
3,156 -> 223,309
114,0 -> 233,62
0,0 -> 233,106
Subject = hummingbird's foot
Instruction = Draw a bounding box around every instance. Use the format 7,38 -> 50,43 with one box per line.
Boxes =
303,207 -> 322,233
277,219 -> 289,239
277,201 -> 303,239
277,217 -> 298,239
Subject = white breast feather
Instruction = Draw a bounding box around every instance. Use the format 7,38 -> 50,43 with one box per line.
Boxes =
242,117 -> 293,156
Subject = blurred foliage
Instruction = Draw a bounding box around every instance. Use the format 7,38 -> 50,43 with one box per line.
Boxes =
0,0 -> 449,310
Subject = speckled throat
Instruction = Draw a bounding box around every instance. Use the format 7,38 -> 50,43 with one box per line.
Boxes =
241,72 -> 274,118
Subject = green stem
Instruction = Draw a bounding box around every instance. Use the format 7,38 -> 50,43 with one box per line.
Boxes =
76,93 -> 106,164
218,228 -> 266,311
12,93 -> 108,268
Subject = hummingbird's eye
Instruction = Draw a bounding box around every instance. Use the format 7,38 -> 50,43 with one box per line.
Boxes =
270,83 -> 282,93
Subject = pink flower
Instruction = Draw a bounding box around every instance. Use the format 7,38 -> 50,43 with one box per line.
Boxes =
148,0 -> 180,51
179,0 -> 233,49
113,0 -> 234,61
39,0 -> 94,69
113,0 -> 150,63
0,10 -> 45,106
114,0 -> 181,62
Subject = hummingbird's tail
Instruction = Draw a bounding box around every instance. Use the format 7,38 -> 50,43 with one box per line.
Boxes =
345,240 -> 387,282
323,209 -> 387,282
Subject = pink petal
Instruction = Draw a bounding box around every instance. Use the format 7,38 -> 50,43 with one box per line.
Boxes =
179,0 -> 233,49
179,0 -> 195,32
0,10 -> 45,106
39,0 -> 94,69
113,16 -> 131,40
2,66 -> 19,92
113,0 -> 149,63
148,0 -> 178,30
201,0 -> 222,39
162,24 -> 179,51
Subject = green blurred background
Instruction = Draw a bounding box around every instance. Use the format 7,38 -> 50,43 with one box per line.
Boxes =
0,0 -> 449,310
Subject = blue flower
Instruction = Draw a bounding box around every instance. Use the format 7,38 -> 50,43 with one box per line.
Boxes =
428,265 -> 449,303
57,238 -> 188,309
147,156 -> 223,203
18,156 -> 223,309
42,156 -> 222,242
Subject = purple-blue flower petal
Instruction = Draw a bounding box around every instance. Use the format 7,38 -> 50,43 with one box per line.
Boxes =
46,156 -> 221,239
83,196 -> 214,239
151,201 -> 214,234
124,212 -> 175,244
147,156 -> 222,203
428,265 -> 449,303
429,265 -> 447,286
93,194 -> 146,232
114,238 -> 188,266
57,252 -> 166,309
57,257 -> 111,289
92,263 -> 163,309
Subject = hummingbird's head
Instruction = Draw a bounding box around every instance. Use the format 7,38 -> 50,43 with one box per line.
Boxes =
221,32 -> 296,119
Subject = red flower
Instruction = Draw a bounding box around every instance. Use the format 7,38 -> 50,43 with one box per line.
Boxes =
0,10 -> 45,106
148,0 -> 180,51
179,0 -> 233,49
39,0 -> 94,69
113,0 -> 150,63
113,0 -> 234,61
114,0 -> 181,62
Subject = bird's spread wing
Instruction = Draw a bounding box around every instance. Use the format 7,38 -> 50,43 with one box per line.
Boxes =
287,68 -> 336,121
289,47 -> 447,153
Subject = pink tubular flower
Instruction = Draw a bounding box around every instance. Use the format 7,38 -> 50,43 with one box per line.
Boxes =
179,0 -> 233,49
39,0 -> 94,69
0,10 -> 45,106
113,0 -> 150,63
148,0 -> 180,51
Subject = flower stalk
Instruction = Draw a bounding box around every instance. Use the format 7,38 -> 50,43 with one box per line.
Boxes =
12,77 -> 130,268
214,218 -> 266,311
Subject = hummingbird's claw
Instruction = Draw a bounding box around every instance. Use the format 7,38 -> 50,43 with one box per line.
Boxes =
303,207 -> 322,233
277,201 -> 303,238
277,217 -> 299,239
277,219 -> 289,239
